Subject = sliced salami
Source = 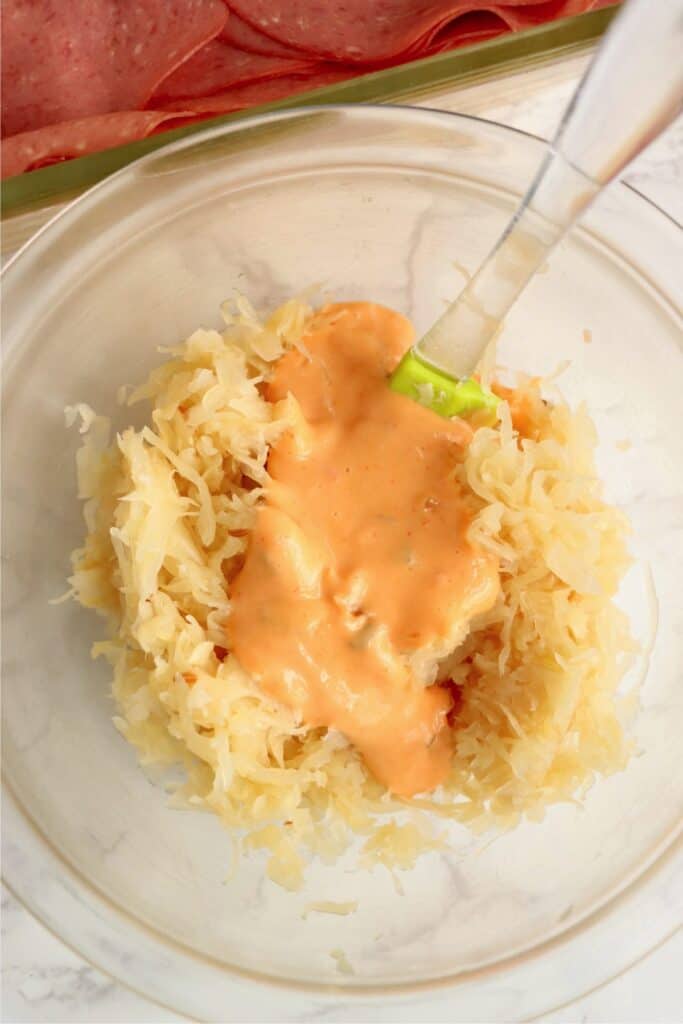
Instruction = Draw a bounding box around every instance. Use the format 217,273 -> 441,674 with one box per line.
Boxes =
1,0 -> 602,178
422,1 -> 596,55
2,0 -> 227,137
225,0 -> 599,64
150,40 -> 316,104
219,11 -> 309,59
2,109 -> 190,178
414,11 -> 510,55
158,67 -> 358,116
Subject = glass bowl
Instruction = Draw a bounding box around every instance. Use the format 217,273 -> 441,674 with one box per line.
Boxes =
2,106 -> 681,1022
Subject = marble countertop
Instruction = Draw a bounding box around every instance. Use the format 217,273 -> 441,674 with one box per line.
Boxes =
3,54 -> 682,1024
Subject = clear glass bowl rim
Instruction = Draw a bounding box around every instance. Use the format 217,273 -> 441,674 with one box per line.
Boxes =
2,103 -> 681,1022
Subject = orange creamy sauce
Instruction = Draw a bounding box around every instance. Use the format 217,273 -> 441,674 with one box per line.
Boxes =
229,303 -> 499,796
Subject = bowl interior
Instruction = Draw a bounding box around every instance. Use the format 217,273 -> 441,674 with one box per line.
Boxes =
2,107 -> 682,989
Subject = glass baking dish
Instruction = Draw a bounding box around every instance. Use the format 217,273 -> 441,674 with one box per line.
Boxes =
1,5 -> 619,221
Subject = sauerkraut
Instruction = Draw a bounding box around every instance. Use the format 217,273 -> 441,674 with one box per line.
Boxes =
67,296 -> 634,886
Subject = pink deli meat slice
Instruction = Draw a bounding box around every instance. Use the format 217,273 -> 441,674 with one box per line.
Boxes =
1,0 -> 227,137
150,39 -> 317,104
157,67 -> 358,116
219,10 -> 308,59
1,109 -> 192,178
224,0 -> 599,63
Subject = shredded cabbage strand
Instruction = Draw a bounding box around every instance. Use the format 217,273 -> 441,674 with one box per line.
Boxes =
68,298 -> 634,886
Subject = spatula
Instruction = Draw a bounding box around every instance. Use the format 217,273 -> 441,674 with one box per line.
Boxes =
390,0 -> 683,419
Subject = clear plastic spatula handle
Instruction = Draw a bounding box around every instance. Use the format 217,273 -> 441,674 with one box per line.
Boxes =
417,0 -> 683,379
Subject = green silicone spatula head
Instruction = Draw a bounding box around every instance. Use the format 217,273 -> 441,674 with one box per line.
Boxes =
389,350 -> 499,419
390,0 -> 683,420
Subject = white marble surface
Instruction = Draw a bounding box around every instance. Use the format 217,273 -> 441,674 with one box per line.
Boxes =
3,57 -> 682,1024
